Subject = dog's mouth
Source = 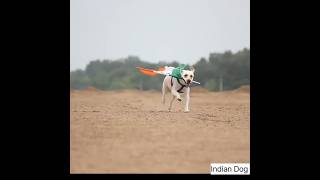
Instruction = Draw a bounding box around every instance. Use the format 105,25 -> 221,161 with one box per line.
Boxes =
186,80 -> 191,84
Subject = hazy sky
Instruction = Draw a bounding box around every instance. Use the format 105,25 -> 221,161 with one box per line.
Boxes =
70,0 -> 250,71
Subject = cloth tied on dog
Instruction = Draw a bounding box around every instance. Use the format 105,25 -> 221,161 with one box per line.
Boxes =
136,64 -> 201,85
171,64 -> 188,79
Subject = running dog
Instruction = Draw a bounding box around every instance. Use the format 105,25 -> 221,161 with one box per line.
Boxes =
161,68 -> 195,112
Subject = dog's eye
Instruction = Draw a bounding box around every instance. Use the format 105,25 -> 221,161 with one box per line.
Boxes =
184,74 -> 188,77
190,75 -> 193,78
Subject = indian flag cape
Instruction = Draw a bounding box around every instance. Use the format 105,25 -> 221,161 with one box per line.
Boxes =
136,64 -> 200,85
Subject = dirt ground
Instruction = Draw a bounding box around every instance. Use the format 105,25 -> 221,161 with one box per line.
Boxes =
70,88 -> 250,173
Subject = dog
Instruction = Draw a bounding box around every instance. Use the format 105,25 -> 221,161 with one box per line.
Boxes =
161,68 -> 195,112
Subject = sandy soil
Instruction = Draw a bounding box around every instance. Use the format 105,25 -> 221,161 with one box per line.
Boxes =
70,88 -> 250,173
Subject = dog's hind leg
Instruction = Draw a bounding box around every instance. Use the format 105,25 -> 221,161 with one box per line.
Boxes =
162,81 -> 166,104
168,95 -> 176,111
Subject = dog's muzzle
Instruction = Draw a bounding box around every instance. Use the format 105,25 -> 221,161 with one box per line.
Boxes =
186,79 -> 191,84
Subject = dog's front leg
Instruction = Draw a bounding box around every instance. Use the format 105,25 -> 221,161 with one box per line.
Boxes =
171,88 -> 182,101
184,87 -> 190,112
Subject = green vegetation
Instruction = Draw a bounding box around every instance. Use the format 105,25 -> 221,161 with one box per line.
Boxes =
70,48 -> 249,91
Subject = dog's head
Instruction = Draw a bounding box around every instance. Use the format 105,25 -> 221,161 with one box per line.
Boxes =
181,67 -> 195,85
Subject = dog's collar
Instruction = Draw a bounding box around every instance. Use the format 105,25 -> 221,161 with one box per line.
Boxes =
171,76 -> 189,93
177,78 -> 189,87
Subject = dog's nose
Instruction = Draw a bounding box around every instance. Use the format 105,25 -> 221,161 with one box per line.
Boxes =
187,79 -> 191,84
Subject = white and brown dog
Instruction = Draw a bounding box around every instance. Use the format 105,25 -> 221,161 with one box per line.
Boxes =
161,68 -> 195,112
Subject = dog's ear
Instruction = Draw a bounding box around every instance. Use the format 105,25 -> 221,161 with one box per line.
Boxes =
190,66 -> 195,73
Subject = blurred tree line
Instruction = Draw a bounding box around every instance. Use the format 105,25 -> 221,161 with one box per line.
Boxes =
70,48 -> 249,91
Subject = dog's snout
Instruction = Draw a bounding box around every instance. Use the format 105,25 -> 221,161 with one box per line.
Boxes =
187,79 -> 191,84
